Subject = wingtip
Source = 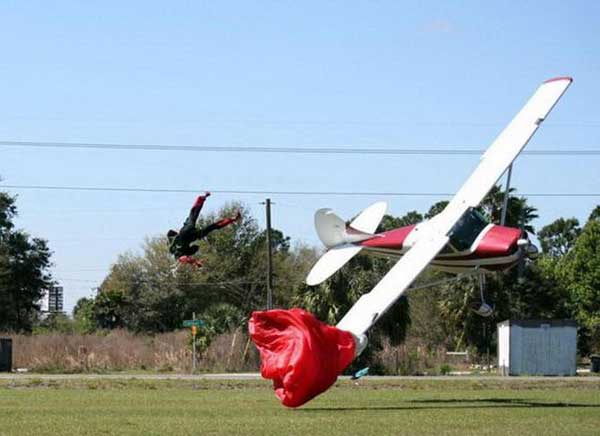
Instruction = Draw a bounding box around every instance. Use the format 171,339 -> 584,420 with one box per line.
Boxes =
543,76 -> 573,84
305,277 -> 320,287
305,270 -> 321,286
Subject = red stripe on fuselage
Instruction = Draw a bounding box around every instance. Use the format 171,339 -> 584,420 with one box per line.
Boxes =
360,223 -> 521,261
359,225 -> 415,250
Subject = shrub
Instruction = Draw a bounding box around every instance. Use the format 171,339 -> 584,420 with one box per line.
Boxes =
1,329 -> 260,373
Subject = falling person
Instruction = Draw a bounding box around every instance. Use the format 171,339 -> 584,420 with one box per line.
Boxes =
167,192 -> 241,267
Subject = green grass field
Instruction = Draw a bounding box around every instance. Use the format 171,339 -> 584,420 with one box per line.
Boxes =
1,377 -> 599,436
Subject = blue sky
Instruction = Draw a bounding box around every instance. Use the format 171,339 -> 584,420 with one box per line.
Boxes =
1,1 -> 599,313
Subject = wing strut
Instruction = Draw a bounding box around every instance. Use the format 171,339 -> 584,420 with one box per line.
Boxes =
500,164 -> 513,226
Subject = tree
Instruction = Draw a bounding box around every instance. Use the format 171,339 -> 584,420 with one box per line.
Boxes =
558,218 -> 600,354
73,297 -> 96,333
0,192 -> 17,231
538,218 -> 581,258
93,288 -> 129,329
425,201 -> 449,219
34,312 -> 76,334
378,211 -> 423,232
202,302 -> 246,334
404,287 -> 448,348
589,206 -> 600,222
95,203 -> 305,333
0,191 -> 54,331
475,186 -> 539,231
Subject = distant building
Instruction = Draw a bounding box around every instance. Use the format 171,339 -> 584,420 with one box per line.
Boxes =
40,286 -> 64,314
497,320 -> 577,376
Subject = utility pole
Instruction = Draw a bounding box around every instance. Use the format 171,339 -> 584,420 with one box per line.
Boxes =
265,198 -> 273,310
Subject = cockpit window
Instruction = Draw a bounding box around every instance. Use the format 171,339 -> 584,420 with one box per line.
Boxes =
448,208 -> 489,251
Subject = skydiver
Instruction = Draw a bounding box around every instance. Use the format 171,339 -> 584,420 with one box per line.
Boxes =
167,192 -> 241,268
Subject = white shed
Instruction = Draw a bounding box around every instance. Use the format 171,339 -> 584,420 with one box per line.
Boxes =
497,320 -> 577,376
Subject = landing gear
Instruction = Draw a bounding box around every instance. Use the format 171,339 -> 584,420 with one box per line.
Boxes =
472,271 -> 494,317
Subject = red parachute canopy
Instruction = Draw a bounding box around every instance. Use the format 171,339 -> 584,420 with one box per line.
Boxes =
248,308 -> 356,408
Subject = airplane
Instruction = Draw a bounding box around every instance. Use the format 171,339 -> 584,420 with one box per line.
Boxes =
306,188 -> 536,317
306,76 -> 573,352
249,77 -> 573,408
309,198 -> 537,278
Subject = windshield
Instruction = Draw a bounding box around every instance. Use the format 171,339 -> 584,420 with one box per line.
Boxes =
448,208 -> 489,251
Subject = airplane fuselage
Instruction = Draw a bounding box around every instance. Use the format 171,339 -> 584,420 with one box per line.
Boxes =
357,209 -> 528,273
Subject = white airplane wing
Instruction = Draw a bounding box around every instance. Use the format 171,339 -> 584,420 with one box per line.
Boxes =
337,77 -> 573,338
435,77 -> 573,230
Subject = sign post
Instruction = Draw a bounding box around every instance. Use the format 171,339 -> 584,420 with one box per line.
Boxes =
183,314 -> 205,373
192,312 -> 196,372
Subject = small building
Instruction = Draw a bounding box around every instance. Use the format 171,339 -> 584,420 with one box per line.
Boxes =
497,320 -> 577,376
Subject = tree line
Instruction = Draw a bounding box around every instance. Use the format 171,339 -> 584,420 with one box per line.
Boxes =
1,186 -> 599,357
0,191 -> 53,331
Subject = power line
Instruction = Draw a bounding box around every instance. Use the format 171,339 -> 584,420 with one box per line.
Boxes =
3,184 -> 600,198
5,116 -> 600,128
1,140 -> 600,156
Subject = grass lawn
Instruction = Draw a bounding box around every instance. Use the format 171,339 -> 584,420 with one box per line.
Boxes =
0,377 -> 599,435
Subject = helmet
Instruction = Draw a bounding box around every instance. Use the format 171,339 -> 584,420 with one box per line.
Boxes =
167,229 -> 178,242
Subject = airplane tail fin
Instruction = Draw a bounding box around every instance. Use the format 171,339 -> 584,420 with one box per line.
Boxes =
314,208 -> 349,248
314,201 -> 387,248
307,202 -> 387,286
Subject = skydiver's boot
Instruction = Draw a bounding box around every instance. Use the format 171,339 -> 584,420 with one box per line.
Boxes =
197,211 -> 241,239
215,213 -> 239,229
183,192 -> 211,228
213,212 -> 241,230
192,192 -> 211,209
178,256 -> 203,268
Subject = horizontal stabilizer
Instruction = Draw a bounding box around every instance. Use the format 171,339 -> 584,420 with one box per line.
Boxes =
349,201 -> 387,234
306,243 -> 363,286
